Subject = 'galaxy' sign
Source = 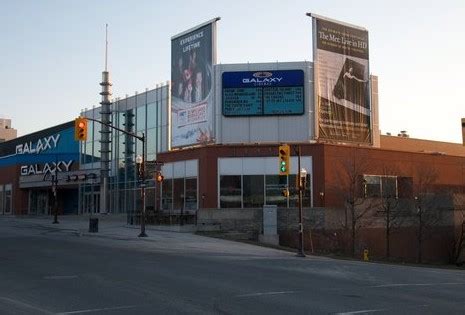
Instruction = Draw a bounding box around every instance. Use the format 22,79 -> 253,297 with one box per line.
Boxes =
20,160 -> 73,176
16,134 -> 60,155
222,70 -> 304,116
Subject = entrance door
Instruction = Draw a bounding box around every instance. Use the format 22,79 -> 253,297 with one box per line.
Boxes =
84,191 -> 100,214
4,184 -> 12,215
29,190 -> 49,215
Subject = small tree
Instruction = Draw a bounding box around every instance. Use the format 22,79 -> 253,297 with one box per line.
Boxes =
332,154 -> 374,257
414,166 -> 442,263
376,166 -> 404,260
450,193 -> 465,265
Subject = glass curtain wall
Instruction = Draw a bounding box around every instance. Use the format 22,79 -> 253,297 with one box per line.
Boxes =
219,174 -> 311,209
161,177 -> 198,212
79,85 -> 168,216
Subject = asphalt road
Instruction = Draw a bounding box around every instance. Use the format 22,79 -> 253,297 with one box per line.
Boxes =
1,219 -> 465,314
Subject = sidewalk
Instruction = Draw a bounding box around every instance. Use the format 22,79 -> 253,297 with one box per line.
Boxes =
6,214 -> 195,237
2,214 -> 296,259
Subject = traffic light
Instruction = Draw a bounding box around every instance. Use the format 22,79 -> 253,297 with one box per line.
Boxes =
278,144 -> 290,175
155,172 -> 164,183
281,188 -> 289,197
74,117 -> 88,141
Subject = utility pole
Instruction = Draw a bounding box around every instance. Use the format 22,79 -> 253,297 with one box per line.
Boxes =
296,145 -> 305,257
136,133 -> 147,237
52,170 -> 59,224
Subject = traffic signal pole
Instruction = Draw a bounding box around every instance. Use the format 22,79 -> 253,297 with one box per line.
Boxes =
297,145 -> 305,257
139,133 -> 147,237
82,117 -> 148,237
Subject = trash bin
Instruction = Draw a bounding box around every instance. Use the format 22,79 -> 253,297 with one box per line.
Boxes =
89,218 -> 99,233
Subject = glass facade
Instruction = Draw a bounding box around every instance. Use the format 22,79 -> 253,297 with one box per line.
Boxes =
219,174 -> 311,209
79,85 -> 171,216
217,157 -> 313,209
160,170 -> 198,213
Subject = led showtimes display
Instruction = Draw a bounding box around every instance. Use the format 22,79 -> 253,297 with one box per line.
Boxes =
222,70 -> 304,117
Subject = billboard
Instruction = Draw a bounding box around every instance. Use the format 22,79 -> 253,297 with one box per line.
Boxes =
222,70 -> 304,116
312,14 -> 371,144
171,19 -> 218,148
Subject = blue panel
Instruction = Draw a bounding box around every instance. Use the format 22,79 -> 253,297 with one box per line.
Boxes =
0,127 -> 79,168
223,70 -> 304,88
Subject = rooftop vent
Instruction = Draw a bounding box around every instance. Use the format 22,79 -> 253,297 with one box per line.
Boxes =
398,130 -> 409,138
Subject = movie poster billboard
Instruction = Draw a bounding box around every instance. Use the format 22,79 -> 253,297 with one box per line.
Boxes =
312,15 -> 371,144
171,19 -> 218,148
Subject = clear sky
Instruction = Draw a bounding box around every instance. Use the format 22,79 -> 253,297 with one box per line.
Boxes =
1,0 -> 464,143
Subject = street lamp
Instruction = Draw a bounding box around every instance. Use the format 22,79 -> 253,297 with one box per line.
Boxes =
51,170 -> 59,224
297,166 -> 307,257
180,193 -> 184,226
136,154 -> 147,237
414,196 -> 423,263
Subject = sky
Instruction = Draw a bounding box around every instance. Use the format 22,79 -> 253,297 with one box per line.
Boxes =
1,0 -> 464,143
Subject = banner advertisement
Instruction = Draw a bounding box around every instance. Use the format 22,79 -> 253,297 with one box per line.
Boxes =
171,21 -> 216,148
313,16 -> 371,143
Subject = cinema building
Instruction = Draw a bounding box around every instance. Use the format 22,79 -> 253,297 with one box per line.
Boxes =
0,122 -> 80,215
1,15 -> 465,262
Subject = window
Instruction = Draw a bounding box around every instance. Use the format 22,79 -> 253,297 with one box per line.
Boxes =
136,105 -> 146,132
381,177 -> 397,198
220,176 -> 241,208
147,102 -> 158,129
265,175 -> 287,207
161,179 -> 173,211
173,178 -> 185,210
364,175 -> 398,198
365,175 -> 381,197
146,128 -> 157,156
243,175 -> 264,208
185,178 -> 197,210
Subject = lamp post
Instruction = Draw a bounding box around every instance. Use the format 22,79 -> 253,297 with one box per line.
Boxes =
51,170 -> 59,224
136,140 -> 147,237
297,159 -> 307,257
180,193 -> 184,226
415,196 -> 423,263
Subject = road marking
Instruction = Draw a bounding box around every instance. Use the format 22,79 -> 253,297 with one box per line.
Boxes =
337,304 -> 429,314
56,304 -> 143,314
43,275 -> 78,280
369,282 -> 465,288
236,291 -> 296,298
336,309 -> 386,315
0,296 -> 53,314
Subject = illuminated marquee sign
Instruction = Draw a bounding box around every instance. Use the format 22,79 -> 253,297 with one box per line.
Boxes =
222,70 -> 305,116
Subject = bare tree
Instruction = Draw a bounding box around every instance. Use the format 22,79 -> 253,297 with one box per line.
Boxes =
413,166 -> 442,263
450,193 -> 465,265
376,166 -> 405,260
332,153 -> 373,257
